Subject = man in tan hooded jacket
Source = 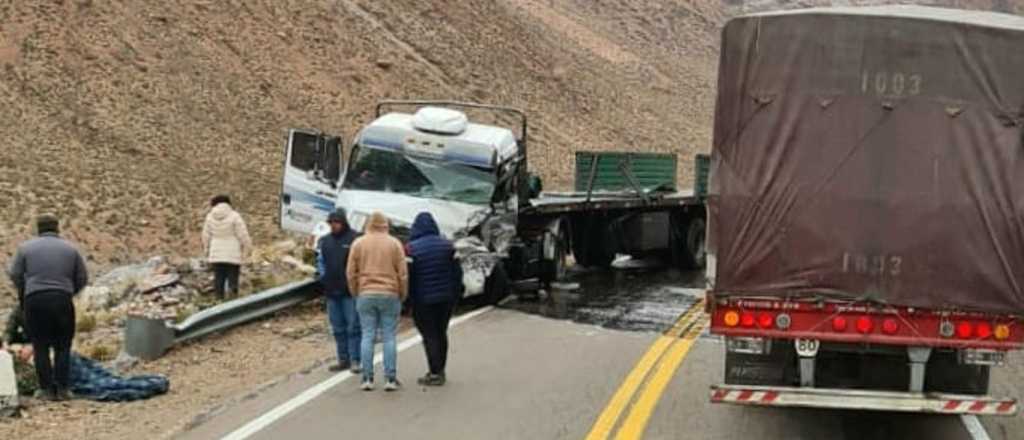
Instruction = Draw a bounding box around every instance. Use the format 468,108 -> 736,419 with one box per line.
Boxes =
347,212 -> 407,391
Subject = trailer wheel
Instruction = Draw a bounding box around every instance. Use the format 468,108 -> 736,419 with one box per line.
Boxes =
682,217 -> 706,270
542,220 -> 570,283
587,238 -> 616,269
573,218 -> 615,269
483,263 -> 511,305
671,215 -> 706,270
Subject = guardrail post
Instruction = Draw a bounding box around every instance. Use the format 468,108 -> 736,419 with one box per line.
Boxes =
124,316 -> 175,361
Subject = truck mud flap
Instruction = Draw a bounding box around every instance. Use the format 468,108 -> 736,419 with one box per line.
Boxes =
710,384 -> 1018,416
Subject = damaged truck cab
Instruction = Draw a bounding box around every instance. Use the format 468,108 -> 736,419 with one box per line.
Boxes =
280,102 -> 529,302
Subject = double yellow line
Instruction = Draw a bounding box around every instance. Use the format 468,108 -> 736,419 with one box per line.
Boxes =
585,299 -> 708,440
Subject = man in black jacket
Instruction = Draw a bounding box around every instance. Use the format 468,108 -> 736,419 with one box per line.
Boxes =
8,214 -> 89,401
316,208 -> 362,373
406,212 -> 463,386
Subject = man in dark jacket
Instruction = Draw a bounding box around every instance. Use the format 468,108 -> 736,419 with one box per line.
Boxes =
316,208 -> 362,373
8,214 -> 88,401
406,212 -> 463,386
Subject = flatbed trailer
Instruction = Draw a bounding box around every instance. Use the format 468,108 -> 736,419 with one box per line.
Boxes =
279,100 -> 708,302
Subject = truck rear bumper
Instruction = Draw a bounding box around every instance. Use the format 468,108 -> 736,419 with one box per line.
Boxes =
710,384 -> 1018,416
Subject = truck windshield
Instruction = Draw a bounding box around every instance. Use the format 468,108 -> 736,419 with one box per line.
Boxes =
342,145 -> 496,205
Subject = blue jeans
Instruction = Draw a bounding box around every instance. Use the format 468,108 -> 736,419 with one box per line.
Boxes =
357,295 -> 401,381
325,293 -> 361,364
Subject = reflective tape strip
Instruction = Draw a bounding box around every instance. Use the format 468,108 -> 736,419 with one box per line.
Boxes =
712,390 -> 782,404
941,399 -> 1018,415
968,401 -> 988,412
710,385 -> 1018,416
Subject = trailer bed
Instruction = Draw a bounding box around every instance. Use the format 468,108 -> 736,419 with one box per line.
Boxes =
524,189 -> 701,215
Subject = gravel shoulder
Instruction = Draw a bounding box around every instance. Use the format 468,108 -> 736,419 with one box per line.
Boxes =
3,300 -> 412,440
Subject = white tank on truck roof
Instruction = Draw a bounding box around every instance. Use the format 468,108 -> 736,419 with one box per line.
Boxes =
356,107 -> 518,169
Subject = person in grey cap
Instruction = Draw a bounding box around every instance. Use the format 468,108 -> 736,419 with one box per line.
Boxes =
316,208 -> 362,373
8,214 -> 89,401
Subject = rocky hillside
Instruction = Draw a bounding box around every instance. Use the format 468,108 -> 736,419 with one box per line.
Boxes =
0,0 -> 724,292
1,0 -> 1022,304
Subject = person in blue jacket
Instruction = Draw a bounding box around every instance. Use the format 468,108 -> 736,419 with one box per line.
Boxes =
317,208 -> 362,373
406,212 -> 463,386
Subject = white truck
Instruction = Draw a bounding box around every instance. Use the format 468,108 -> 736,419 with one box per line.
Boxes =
279,101 -> 707,302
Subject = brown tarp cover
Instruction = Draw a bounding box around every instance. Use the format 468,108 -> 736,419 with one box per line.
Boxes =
709,6 -> 1024,314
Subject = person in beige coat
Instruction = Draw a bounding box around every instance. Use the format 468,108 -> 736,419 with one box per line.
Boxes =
202,195 -> 252,299
347,211 -> 407,391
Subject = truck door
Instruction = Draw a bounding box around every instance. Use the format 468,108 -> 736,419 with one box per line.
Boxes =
279,129 -> 343,234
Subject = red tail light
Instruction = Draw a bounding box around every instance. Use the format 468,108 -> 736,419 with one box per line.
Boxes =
957,322 -> 973,339
832,316 -> 848,332
976,322 -> 993,339
741,312 -> 755,328
882,318 -> 899,335
758,313 -> 774,329
855,316 -> 874,334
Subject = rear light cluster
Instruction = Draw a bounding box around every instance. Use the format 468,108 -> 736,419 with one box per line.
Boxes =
721,310 -> 786,330
947,320 -> 1010,340
719,309 -> 1013,342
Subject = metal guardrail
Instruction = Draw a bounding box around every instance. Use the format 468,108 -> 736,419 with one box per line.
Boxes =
124,279 -> 320,360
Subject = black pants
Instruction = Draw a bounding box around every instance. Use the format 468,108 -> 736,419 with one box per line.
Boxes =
23,291 -> 76,393
212,263 -> 240,299
413,301 -> 455,375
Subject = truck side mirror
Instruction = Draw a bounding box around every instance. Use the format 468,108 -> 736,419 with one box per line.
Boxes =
529,174 -> 543,198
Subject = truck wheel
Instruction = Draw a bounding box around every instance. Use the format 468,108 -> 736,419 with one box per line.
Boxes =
573,219 -> 615,269
681,218 -> 706,270
925,351 -> 990,395
483,263 -> 511,305
542,221 -> 569,283
587,238 -> 616,269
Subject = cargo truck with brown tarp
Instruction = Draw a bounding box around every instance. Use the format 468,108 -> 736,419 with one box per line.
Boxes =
706,5 -> 1023,415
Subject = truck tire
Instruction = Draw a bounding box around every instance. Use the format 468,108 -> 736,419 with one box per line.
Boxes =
682,217 -> 706,270
542,219 -> 570,283
671,215 -> 706,270
925,351 -> 990,395
483,263 -> 511,305
573,218 -> 615,269
587,238 -> 616,269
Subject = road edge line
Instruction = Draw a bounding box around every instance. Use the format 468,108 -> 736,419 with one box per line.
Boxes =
220,305 -> 494,440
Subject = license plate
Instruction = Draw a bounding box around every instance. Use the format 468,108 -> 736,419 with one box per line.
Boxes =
795,338 -> 820,357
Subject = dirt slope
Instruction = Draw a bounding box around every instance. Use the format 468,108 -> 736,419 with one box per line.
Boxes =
0,0 -> 723,298
2,0 -> 1023,303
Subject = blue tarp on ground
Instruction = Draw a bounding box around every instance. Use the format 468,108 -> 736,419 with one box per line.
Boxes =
70,354 -> 169,402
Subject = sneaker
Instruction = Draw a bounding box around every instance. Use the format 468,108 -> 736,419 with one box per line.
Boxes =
384,378 -> 401,392
360,379 -> 374,391
56,388 -> 74,401
328,360 -> 351,373
34,389 -> 57,401
350,362 -> 363,374
417,373 -> 445,386
431,374 -> 446,386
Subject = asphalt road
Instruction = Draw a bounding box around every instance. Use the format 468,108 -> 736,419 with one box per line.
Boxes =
179,265 -> 1024,440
